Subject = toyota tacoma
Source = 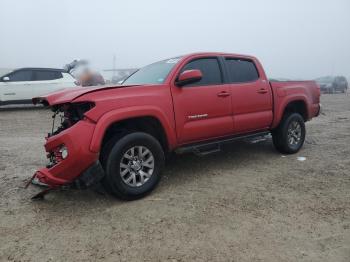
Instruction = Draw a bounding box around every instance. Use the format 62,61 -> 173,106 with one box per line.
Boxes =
30,52 -> 321,200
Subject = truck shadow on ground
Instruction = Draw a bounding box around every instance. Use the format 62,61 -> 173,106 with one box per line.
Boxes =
29,138 -> 278,210
0,105 -> 45,112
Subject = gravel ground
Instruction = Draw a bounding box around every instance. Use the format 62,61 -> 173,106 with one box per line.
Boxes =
0,94 -> 349,262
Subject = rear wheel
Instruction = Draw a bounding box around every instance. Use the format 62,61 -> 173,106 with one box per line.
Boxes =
272,113 -> 306,154
101,132 -> 164,200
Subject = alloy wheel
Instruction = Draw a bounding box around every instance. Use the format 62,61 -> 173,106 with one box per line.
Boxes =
119,146 -> 155,187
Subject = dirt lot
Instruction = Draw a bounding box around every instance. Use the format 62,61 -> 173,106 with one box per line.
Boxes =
0,94 -> 349,262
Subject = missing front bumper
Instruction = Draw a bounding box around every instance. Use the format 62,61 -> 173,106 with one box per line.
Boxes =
27,161 -> 105,199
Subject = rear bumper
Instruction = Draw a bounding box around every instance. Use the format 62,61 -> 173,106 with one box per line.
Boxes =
310,103 -> 322,119
316,104 -> 322,117
34,120 -> 99,187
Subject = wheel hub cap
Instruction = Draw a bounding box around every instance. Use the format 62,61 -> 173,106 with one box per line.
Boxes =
120,146 -> 154,187
287,121 -> 302,146
131,160 -> 142,171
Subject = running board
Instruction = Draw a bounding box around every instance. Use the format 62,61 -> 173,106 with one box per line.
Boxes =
193,144 -> 221,156
175,131 -> 270,156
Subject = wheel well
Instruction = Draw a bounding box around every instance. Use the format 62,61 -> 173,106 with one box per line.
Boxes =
101,116 -> 169,152
283,101 -> 308,121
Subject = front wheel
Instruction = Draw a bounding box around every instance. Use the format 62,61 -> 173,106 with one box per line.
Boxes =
272,113 -> 306,154
102,132 -> 165,200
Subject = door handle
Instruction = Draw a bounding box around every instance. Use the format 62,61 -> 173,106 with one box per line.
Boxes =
257,88 -> 268,94
217,91 -> 230,97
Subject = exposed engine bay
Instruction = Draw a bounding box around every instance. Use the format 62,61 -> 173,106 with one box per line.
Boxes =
49,102 -> 94,137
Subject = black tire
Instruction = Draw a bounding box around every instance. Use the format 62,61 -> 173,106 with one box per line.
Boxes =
100,132 -> 127,194
272,113 -> 306,154
101,132 -> 164,200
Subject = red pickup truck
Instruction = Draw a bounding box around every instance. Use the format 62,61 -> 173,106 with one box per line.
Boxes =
31,52 -> 321,200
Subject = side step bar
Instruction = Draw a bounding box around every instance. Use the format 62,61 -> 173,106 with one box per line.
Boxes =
175,131 -> 270,156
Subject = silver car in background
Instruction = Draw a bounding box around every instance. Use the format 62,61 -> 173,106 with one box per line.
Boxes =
316,76 -> 348,94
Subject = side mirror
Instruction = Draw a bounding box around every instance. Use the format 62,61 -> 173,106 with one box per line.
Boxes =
2,76 -> 10,81
176,69 -> 202,87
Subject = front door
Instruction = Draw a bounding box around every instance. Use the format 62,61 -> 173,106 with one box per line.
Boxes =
0,69 -> 34,102
171,57 -> 233,144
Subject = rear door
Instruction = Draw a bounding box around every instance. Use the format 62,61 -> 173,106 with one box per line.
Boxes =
0,69 -> 34,102
224,57 -> 273,133
171,57 -> 233,144
31,70 -> 65,97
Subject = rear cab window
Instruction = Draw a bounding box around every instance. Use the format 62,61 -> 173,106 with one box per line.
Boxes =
224,58 -> 259,83
180,57 -> 223,87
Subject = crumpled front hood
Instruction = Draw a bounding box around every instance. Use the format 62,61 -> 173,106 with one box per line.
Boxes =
32,84 -> 138,106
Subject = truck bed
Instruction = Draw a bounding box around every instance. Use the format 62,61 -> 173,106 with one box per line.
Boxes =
269,80 -> 321,128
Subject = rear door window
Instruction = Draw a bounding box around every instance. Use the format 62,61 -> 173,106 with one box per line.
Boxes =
225,58 -> 259,83
180,58 -> 222,86
34,70 -> 62,81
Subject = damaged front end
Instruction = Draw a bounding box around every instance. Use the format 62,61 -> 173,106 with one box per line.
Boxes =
49,102 -> 95,137
27,100 -> 105,199
46,102 -> 95,167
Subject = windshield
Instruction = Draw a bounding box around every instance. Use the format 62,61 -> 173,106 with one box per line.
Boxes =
123,57 -> 182,85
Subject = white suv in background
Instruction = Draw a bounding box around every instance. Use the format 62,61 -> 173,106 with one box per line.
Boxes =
0,68 -> 77,105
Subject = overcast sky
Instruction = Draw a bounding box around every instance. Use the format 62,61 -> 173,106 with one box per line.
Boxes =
0,0 -> 349,79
